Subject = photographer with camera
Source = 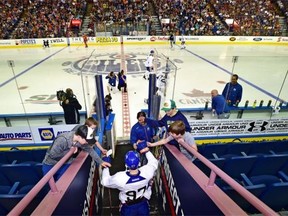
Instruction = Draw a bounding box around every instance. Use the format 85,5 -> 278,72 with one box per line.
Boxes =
58,88 -> 82,124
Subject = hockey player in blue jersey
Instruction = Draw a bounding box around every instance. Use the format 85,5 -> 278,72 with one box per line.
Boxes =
101,141 -> 158,216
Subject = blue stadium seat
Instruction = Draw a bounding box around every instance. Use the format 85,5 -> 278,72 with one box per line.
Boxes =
33,163 -> 44,179
0,164 -> 41,189
0,194 -> 25,215
0,193 -> 43,215
199,143 -> 229,159
248,141 -> 276,155
0,171 -> 20,195
194,157 -> 225,177
222,155 -> 258,179
0,152 -> 8,164
273,141 -> 288,154
222,183 -> 267,213
248,154 -> 288,176
281,162 -> 288,174
5,150 -> 34,164
31,149 -> 47,163
248,175 -> 282,186
226,142 -> 252,156
257,182 -> 288,211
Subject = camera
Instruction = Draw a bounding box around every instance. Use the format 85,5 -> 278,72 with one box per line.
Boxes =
56,90 -> 67,101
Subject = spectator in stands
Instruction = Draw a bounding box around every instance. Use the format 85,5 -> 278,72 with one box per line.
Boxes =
72,117 -> 107,155
222,74 -> 243,107
211,89 -> 230,119
211,0 -> 281,36
9,0 -> 87,39
61,88 -> 82,124
146,99 -> 191,150
148,120 -> 197,161
101,144 -> 158,216
42,125 -> 111,181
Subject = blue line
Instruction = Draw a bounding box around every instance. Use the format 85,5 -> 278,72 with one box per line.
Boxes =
0,47 -> 67,88
183,47 -> 281,101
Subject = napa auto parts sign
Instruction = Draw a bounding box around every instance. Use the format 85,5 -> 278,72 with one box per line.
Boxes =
0,125 -> 76,144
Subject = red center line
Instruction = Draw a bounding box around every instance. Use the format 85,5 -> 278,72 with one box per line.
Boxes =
120,37 -> 131,137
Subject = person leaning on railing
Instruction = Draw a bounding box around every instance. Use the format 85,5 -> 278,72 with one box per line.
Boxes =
42,125 -> 111,181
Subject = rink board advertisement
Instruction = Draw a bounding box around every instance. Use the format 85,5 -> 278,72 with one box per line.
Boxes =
1,118 -> 287,145
156,147 -> 222,215
0,125 -> 76,145
190,118 -> 288,138
0,36 -> 287,48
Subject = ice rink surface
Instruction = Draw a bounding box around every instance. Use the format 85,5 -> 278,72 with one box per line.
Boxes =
1,43 -> 288,137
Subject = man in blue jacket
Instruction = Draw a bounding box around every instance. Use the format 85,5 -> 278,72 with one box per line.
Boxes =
211,89 -> 230,119
222,74 -> 243,106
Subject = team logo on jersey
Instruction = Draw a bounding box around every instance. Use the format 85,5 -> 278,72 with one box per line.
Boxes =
61,53 -> 177,75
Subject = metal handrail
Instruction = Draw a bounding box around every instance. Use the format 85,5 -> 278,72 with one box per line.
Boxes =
177,139 -> 278,216
8,147 -> 76,216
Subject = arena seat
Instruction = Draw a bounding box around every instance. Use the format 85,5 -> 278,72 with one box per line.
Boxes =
5,150 -> 34,164
248,154 -> 288,176
272,141 -> 288,154
0,193 -> 42,215
222,155 -> 258,179
198,143 -> 228,159
194,157 -> 225,177
0,164 -> 41,189
226,142 -> 252,156
31,149 -> 47,163
248,141 -> 276,155
0,152 -> 8,164
0,194 -> 26,215
222,183 -> 267,214
256,182 -> 288,212
248,175 -> 282,186
0,171 -> 20,195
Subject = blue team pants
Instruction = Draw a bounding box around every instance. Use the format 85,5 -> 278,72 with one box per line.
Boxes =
120,199 -> 149,216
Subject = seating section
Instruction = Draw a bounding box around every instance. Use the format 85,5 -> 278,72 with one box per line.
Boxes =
196,141 -> 288,212
1,0 -> 287,39
1,149 -> 46,164
222,183 -> 267,213
0,149 -> 47,214
198,141 -> 288,157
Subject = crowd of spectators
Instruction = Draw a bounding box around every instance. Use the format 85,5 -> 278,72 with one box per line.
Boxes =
276,0 -> 288,18
153,0 -> 229,36
87,0 -> 150,36
0,0 -> 287,39
0,0 -> 24,39
211,0 -> 282,36
10,0 -> 87,39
